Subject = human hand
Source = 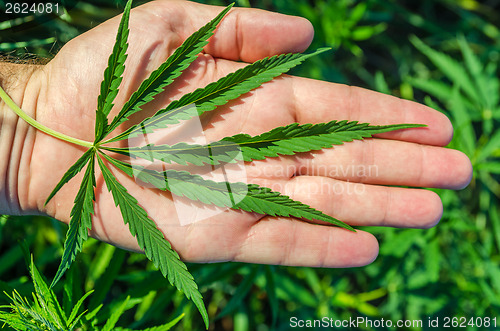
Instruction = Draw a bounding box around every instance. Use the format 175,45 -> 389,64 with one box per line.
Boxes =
1,0 -> 472,268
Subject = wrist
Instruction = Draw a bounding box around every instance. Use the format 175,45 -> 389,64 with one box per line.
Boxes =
0,61 -> 43,215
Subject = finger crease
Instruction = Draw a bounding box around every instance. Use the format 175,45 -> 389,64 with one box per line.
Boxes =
347,86 -> 361,121
235,13 -> 244,60
381,188 -> 392,226
282,220 -> 296,265
415,144 -> 425,186
319,230 -> 332,268
290,78 -> 300,123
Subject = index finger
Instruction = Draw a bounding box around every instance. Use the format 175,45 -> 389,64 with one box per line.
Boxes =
137,1 -> 314,62
289,76 -> 453,146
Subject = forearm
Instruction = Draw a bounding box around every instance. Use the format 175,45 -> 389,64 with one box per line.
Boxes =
0,61 -> 41,215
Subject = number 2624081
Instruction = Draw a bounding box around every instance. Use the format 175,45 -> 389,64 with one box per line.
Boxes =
5,3 -> 61,15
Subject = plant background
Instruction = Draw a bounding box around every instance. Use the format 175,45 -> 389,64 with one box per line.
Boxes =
1,0 -> 499,330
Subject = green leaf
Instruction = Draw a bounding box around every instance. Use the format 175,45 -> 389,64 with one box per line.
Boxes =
457,36 -> 489,107
410,35 -> 479,103
374,71 -> 390,94
96,156 -> 208,329
264,266 -> 278,326
51,154 -> 96,288
0,244 -> 24,278
238,184 -> 353,230
217,265 -> 261,318
83,303 -> 103,325
86,244 -> 116,289
0,291 -> 42,330
88,249 -> 126,311
229,121 -> 423,161
101,296 -> 130,331
95,0 -> 132,140
407,77 -> 477,114
105,48 -> 331,143
477,129 -> 500,163
275,270 -> 318,307
67,290 -> 94,329
136,313 -> 184,331
450,85 -> 475,156
0,309 -> 27,330
62,261 -> 83,318
103,4 -> 234,140
105,121 -> 424,165
30,257 -> 67,329
490,206 -> 500,255
45,148 -> 94,205
476,161 -> 500,174
100,154 -> 353,231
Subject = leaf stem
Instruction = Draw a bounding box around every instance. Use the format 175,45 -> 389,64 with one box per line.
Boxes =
0,85 -> 94,148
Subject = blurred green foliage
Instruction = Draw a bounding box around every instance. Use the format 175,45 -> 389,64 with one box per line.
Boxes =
1,0 -> 499,330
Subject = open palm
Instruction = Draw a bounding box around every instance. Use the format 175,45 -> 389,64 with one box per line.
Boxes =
26,0 -> 471,268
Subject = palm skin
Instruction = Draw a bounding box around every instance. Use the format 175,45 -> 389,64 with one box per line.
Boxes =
18,0 -> 471,268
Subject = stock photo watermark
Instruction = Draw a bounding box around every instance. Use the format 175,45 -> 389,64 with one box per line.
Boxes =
289,316 -> 498,329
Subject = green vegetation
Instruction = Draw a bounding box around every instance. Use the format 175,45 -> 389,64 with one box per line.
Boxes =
1,0 -> 499,330
0,255 -> 184,330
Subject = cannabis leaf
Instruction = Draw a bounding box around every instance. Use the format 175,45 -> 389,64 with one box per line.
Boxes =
44,148 -> 95,205
105,48 -> 330,143
99,153 -> 353,230
104,120 -> 424,166
95,0 -> 132,140
0,257 -> 91,330
30,256 -> 67,328
97,155 -> 208,326
51,155 -> 96,288
103,3 -> 234,140
0,259 -> 183,330
0,0 -> 425,328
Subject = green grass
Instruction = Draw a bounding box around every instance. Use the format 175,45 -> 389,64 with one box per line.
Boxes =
1,0 -> 499,330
